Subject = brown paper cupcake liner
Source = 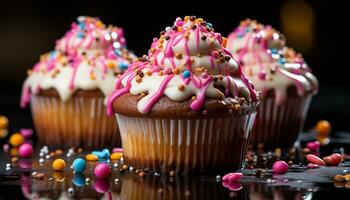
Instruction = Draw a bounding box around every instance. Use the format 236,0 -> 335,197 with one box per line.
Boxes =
250,94 -> 313,149
30,94 -> 120,148
116,113 -> 256,173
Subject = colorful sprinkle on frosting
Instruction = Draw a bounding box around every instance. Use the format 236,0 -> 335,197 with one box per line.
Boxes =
226,19 -> 318,103
107,16 -> 258,115
21,16 -> 136,107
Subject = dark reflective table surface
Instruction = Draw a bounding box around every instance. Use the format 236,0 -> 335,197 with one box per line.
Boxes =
1,132 -> 350,200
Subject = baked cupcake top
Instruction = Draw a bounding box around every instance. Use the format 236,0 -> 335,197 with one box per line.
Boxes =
107,16 -> 258,116
20,16 -> 136,107
226,19 -> 318,104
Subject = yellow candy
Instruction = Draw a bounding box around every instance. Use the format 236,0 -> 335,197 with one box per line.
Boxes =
52,159 -> 66,171
0,116 -> 9,129
110,152 -> 123,160
9,133 -> 25,147
86,154 -> 99,161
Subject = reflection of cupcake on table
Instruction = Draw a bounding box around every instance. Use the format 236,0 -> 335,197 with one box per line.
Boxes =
108,16 -> 259,173
120,174 -> 248,200
227,19 -> 318,149
21,16 -> 136,148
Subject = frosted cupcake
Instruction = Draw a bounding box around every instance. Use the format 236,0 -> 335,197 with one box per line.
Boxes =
21,16 -> 135,148
107,16 -> 259,173
226,19 -> 318,149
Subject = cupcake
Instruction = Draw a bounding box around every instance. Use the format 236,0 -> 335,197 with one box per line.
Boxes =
20,16 -> 135,148
107,16 -> 259,173
226,19 -> 318,149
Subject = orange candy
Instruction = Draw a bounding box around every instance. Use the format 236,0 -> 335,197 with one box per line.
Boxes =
315,120 -> 331,137
9,133 -> 25,147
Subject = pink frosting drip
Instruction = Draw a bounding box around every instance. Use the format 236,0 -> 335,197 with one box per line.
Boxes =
21,16 -> 134,108
107,16 -> 258,115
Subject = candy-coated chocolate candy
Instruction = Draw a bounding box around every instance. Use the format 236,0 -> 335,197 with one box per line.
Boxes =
92,149 -> 110,159
306,141 -> 320,152
272,161 -> 289,174
86,154 -> 99,161
0,115 -> 9,129
72,158 -> 86,173
110,152 -> 123,160
307,163 -> 319,168
94,163 -> 111,178
323,153 -> 343,166
52,159 -> 66,171
315,120 -> 331,137
9,133 -> 25,147
222,172 -> 243,182
112,148 -> 123,153
19,144 -> 33,158
306,154 -> 326,166
20,128 -> 33,139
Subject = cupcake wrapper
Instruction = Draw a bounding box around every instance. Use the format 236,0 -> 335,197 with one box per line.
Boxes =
116,113 -> 256,173
30,95 -> 120,148
250,94 -> 313,149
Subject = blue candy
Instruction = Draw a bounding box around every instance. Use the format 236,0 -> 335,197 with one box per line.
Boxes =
182,70 -> 191,79
72,158 -> 86,173
119,62 -> 129,70
206,22 -> 213,28
92,149 -> 110,160
278,58 -> 286,64
78,23 -> 85,30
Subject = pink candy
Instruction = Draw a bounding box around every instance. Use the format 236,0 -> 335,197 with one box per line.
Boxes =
94,163 -> 111,179
112,148 -> 123,153
3,144 -> 9,152
272,161 -> 289,174
20,128 -> 33,139
306,154 -> 326,166
306,141 -> 320,152
19,143 -> 33,158
307,163 -> 319,168
323,153 -> 343,166
222,172 -> 243,182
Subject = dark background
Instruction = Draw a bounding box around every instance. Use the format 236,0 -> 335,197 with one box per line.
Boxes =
0,0 -> 349,132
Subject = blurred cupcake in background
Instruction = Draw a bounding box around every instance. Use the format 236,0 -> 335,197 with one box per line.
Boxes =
108,16 -> 259,173
21,16 -> 136,148
226,19 -> 318,149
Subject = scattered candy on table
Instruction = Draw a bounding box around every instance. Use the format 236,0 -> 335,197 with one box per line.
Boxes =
52,159 -> 66,171
272,161 -> 289,174
86,154 -> 99,161
72,158 -> 86,173
19,143 -> 33,158
222,172 -> 243,182
20,128 -> 33,139
110,152 -> 123,160
0,115 -> 9,129
306,154 -> 326,166
94,163 -> 111,179
112,148 -> 123,153
92,149 -> 110,160
3,144 -> 10,152
307,141 -> 320,152
9,133 -> 25,147
323,153 -> 343,166
307,163 -> 320,168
